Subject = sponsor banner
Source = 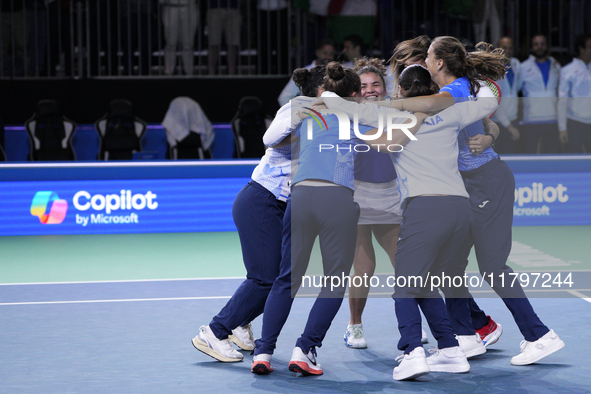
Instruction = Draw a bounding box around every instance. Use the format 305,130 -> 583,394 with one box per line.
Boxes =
1,171 -> 589,235
513,172 -> 591,226
0,178 -> 249,236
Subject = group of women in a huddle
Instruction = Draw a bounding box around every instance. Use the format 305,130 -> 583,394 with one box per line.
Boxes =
192,35 -> 564,381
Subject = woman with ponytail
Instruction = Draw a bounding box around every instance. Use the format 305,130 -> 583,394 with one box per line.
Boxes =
427,36 -> 564,368
358,64 -> 503,380
343,57 -> 431,349
192,66 -> 325,364
251,62 -> 424,376
391,36 -> 564,366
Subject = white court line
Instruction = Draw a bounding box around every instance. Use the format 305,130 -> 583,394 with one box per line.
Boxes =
3,289 -> 591,306
355,289 -> 591,296
567,290 -> 591,304
0,295 -> 231,306
0,277 -> 246,286
3,269 -> 589,287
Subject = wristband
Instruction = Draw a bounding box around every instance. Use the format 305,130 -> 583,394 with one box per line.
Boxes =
485,131 -> 496,146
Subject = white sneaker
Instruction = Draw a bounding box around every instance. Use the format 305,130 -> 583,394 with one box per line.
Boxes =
229,323 -> 255,351
456,333 -> 486,358
288,346 -> 323,375
421,328 -> 429,344
344,323 -> 367,349
251,353 -> 273,374
191,325 -> 244,362
426,346 -> 470,373
510,329 -> 565,366
475,315 -> 503,347
392,347 -> 430,381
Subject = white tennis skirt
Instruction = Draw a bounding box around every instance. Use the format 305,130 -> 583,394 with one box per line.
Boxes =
354,179 -> 403,225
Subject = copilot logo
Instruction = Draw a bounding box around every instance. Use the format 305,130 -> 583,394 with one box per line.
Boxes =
30,191 -> 68,224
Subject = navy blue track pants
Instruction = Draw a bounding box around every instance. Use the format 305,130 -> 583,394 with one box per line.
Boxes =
209,180 -> 286,339
445,159 -> 549,341
394,196 -> 471,354
254,185 -> 359,355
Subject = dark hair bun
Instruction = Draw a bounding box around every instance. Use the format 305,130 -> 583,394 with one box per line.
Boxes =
327,61 -> 345,81
292,68 -> 311,89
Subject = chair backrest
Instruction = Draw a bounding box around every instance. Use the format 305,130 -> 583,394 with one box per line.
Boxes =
170,131 -> 212,160
95,99 -> 146,160
24,100 -> 76,161
230,96 -> 269,159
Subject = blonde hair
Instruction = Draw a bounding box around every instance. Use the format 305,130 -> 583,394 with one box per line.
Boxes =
388,35 -> 431,87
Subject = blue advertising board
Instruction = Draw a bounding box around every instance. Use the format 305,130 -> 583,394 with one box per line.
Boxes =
0,157 -> 590,236
513,172 -> 591,226
0,178 -> 249,236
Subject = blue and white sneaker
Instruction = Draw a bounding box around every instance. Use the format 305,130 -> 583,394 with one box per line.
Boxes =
344,323 -> 367,348
191,325 -> 244,362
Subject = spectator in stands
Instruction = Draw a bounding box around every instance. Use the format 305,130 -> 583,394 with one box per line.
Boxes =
208,1 -> 241,75
26,0 -> 47,76
326,0 -> 376,55
518,34 -> 562,153
120,0 -> 156,75
1,0 -> 27,76
257,0 -> 289,75
161,0 -> 198,75
277,38 -> 335,106
472,0 -> 501,45
492,36 -> 521,154
340,34 -> 363,69
558,33 -> 591,153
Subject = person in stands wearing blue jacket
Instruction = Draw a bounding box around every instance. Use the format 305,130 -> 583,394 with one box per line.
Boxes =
491,36 -> 522,154
558,33 -> 591,153
518,34 -> 562,153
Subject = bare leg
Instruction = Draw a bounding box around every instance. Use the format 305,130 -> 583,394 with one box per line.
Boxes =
348,225 -> 376,325
372,223 -> 400,269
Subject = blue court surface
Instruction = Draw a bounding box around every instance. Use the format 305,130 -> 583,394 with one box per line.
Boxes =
1,277 -> 590,394
1,157 -> 590,393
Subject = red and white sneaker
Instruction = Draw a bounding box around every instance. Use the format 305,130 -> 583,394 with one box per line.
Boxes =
251,353 -> 273,374
476,316 -> 503,347
288,347 -> 323,376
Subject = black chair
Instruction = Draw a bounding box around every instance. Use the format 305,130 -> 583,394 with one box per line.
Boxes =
162,97 -> 214,160
0,144 -> 5,161
172,132 -> 212,159
95,99 -> 147,160
24,100 -> 76,161
230,96 -> 271,158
